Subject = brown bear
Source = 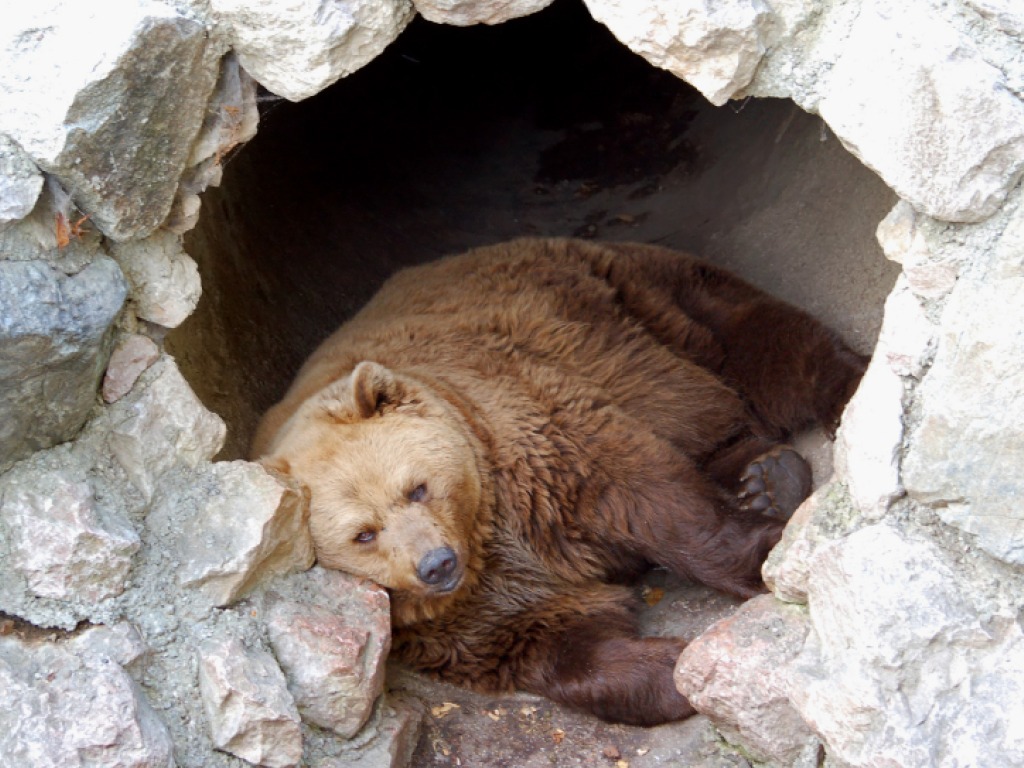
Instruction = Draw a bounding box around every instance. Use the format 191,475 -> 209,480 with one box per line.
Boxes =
251,237 -> 865,727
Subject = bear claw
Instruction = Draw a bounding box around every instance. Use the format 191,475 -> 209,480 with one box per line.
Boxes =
738,446 -> 812,521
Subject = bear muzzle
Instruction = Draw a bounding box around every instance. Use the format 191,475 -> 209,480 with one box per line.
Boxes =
417,546 -> 462,593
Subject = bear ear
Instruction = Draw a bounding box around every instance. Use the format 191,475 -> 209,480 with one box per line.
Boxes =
319,361 -> 407,422
351,361 -> 406,419
260,454 -> 292,476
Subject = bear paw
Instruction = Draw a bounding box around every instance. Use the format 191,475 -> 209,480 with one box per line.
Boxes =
737,446 -> 811,521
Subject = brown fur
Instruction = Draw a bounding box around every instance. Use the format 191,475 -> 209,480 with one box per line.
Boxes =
252,238 -> 865,726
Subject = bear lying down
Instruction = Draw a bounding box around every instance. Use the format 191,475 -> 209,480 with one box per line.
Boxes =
251,237 -> 865,727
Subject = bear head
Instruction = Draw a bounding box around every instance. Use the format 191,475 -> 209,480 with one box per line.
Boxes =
262,361 -> 490,623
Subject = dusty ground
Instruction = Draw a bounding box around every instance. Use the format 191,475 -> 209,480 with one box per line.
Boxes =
168,0 -> 898,763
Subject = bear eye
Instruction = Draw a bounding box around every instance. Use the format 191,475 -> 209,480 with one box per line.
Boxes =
407,483 -> 428,503
354,530 -> 377,544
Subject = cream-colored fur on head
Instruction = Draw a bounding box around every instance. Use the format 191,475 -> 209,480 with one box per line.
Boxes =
262,362 -> 489,620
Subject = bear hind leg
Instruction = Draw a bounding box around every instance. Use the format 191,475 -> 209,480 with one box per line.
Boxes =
594,243 -> 867,436
737,444 -> 812,520
708,299 -> 867,436
520,596 -> 694,727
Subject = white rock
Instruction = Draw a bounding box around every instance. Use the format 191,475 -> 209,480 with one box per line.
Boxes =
875,277 -> 935,379
965,0 -> 1024,36
265,569 -> 391,737
102,333 -> 161,403
0,634 -> 174,767
817,0 -> 1024,223
92,356 -> 226,500
762,479 -> 870,608
876,200 -> 959,298
763,483 -> 832,605
198,636 -> 303,768
413,0 -> 555,25
151,461 -> 314,606
210,0 -> 415,102
584,0 -> 778,106
0,134 -> 43,229
789,524 -> 1024,768
0,0 -> 222,240
108,231 -> 202,329
875,200 -> 928,264
0,465 -> 139,602
0,176 -> 63,255
165,194 -> 203,237
833,353 -> 904,519
68,622 -> 149,672
743,0 -> 860,106
903,193 -> 1024,565
334,696 -> 424,767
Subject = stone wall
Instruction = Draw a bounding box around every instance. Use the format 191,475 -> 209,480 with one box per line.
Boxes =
1,0 -> 1022,766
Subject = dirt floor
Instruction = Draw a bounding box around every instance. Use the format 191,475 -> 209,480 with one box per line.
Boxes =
168,0 -> 898,763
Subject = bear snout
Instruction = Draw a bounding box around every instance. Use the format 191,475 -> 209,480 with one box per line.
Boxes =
417,546 -> 460,591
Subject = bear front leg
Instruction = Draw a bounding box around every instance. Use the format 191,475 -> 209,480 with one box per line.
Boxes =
519,599 -> 694,727
712,300 -> 868,437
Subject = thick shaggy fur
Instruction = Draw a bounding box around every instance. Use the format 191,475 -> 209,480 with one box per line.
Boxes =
252,238 -> 865,726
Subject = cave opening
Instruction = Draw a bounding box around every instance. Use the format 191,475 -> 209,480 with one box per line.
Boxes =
167,0 -> 898,460
164,0 -> 901,759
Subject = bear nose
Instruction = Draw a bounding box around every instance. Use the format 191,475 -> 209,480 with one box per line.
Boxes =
417,547 -> 458,586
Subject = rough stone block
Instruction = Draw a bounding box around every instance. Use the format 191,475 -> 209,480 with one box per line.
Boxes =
198,636 -> 303,768
358,697 -> 423,768
874,276 -> 935,379
0,466 -> 140,602
903,194 -> 1024,565
310,696 -> 424,768
817,1 -> 1024,223
264,568 -> 391,737
102,333 -> 161,403
68,621 -> 149,673
209,0 -> 415,102
762,482 -> 860,605
965,0 -> 1024,36
876,200 -> 960,298
151,460 -> 314,606
0,256 -> 127,472
0,634 -> 174,767
675,594 -> 816,765
584,0 -> 778,106
833,353 -> 904,520
0,133 -> 43,228
90,356 -> 226,500
789,524 -> 1024,768
413,0 -> 555,25
0,0 -> 223,240
108,231 -> 202,329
